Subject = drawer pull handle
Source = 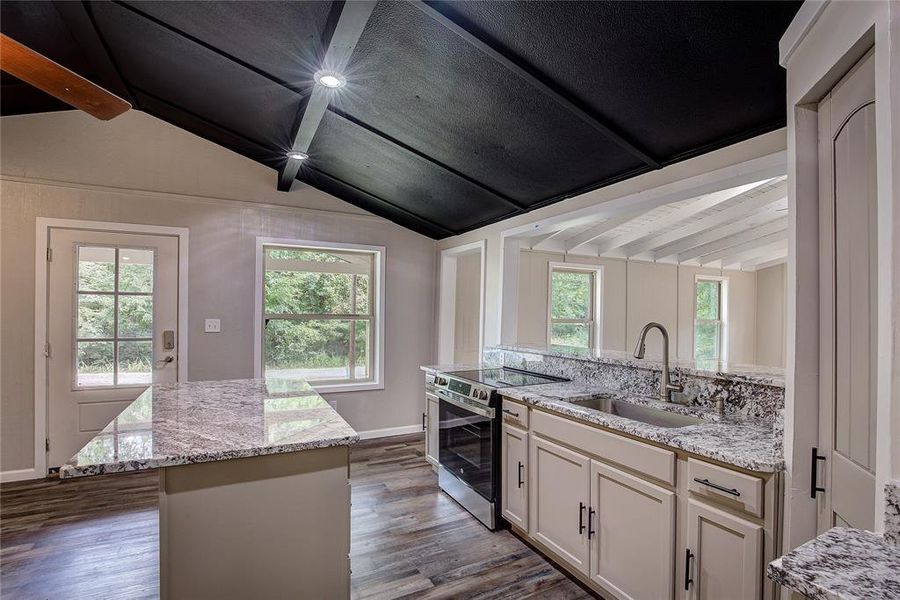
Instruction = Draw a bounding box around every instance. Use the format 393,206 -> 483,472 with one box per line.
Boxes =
684,548 -> 694,590
503,408 -> 520,418
517,461 -> 524,488
693,477 -> 740,497
578,502 -> 586,534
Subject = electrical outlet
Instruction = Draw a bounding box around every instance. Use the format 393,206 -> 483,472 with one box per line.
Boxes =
204,318 -> 221,333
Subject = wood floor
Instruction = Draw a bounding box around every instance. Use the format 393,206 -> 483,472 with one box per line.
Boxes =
1,434 -> 592,600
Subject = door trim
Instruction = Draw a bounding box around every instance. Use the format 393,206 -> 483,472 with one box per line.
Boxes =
33,218 -> 189,479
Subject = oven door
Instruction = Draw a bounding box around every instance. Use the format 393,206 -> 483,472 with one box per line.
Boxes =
438,392 -> 495,501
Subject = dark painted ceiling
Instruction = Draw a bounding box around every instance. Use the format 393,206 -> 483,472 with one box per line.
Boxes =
1,1 -> 801,239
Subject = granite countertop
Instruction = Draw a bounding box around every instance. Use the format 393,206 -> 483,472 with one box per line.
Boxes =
500,381 -> 782,472
60,378 -> 359,479
495,344 -> 786,388
420,362 -> 501,373
767,528 -> 900,600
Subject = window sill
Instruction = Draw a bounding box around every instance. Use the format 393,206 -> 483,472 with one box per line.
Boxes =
312,381 -> 384,394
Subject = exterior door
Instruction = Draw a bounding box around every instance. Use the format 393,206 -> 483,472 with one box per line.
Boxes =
686,499 -> 761,600
816,51 -> 877,532
46,228 -> 179,468
500,423 -> 528,530
590,460 -> 675,600
529,435 -> 590,575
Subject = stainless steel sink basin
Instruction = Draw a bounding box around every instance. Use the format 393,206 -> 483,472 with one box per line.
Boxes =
566,397 -> 706,428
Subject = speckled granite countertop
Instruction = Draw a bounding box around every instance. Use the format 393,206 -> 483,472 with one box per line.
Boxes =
500,381 -> 782,472
767,528 -> 900,599
60,378 -> 359,479
420,362 -> 500,373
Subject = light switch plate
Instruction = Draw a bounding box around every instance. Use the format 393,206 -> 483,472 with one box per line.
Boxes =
204,318 -> 221,333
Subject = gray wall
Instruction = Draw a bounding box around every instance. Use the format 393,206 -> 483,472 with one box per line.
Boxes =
1,110 -> 436,472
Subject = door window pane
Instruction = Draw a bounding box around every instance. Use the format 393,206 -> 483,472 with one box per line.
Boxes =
77,341 -> 114,386
118,249 -> 154,293
118,296 -> 153,338
77,295 -> 115,338
550,323 -> 590,348
78,246 -> 115,292
118,340 -> 152,385
265,319 -> 351,380
551,271 -> 592,320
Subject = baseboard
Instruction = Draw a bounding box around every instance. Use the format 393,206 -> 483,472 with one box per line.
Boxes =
0,468 -> 40,483
357,424 -> 424,440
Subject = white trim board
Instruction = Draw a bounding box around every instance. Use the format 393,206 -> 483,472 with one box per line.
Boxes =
356,424 -> 424,441
0,468 -> 40,483
253,237 -> 386,393
34,218 -> 190,480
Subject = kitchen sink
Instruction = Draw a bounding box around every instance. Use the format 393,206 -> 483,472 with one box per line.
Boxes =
566,396 -> 706,428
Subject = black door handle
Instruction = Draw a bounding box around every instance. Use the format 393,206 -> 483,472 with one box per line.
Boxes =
588,507 -> 596,539
517,461 -> 524,488
578,502 -> 586,534
810,447 -> 826,498
422,412 -> 426,431
684,548 -> 694,591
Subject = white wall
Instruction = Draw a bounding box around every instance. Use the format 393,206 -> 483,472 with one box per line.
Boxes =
453,251 -> 481,364
516,250 -> 772,364
755,263 -> 787,367
0,110 -> 436,473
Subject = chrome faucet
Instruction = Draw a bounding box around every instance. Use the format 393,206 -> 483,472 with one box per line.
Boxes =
633,322 -> 684,403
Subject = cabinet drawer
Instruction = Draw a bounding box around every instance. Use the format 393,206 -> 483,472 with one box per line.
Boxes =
501,399 -> 529,429
688,458 -> 763,518
531,410 -> 675,486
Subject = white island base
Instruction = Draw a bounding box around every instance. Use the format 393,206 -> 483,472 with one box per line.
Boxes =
159,446 -> 351,600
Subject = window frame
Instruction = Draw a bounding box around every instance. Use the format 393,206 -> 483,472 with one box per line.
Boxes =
72,243 -> 158,390
254,238 -> 385,393
692,275 -> 729,362
546,262 -> 603,351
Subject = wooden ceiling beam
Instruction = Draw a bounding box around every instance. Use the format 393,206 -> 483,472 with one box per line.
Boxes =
563,210 -> 646,253
412,1 -> 660,169
699,230 -> 788,266
741,252 -> 788,271
278,0 -> 376,192
676,217 -> 788,262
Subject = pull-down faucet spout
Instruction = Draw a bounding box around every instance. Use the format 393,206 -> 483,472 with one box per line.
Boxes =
633,322 -> 684,402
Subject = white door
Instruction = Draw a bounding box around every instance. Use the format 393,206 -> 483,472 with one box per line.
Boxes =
501,423 -> 528,530
590,460 -> 675,600
685,499 -> 761,600
46,228 -> 179,468
816,51 -> 877,532
529,435 -> 590,575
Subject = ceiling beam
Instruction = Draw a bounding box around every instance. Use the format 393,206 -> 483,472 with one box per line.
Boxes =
278,0 -> 376,192
652,203 -> 786,261
698,230 -> 788,266
563,210 -> 646,252
52,1 -> 134,104
676,217 -> 788,262
526,230 -> 566,250
412,1 -> 660,169
328,106 -> 527,212
620,182 -> 787,258
742,252 -> 788,271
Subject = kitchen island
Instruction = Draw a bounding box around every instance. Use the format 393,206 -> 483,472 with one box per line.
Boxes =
61,378 -> 358,600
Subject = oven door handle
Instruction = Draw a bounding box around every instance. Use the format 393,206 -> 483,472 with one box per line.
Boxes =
436,390 -> 495,419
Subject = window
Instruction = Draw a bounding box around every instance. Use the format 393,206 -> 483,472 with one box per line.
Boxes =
548,266 -> 599,349
694,277 -> 727,361
259,242 -> 383,390
75,245 -> 155,388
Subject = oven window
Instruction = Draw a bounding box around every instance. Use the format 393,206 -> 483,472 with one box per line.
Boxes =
439,399 -> 494,500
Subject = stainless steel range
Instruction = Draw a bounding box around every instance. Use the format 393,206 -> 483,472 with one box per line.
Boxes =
433,367 -> 566,529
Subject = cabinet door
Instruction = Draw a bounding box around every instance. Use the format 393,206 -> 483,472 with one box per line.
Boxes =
686,499 -> 762,600
529,436 -> 590,575
425,394 -> 439,465
590,461 -> 675,600
501,424 -> 528,530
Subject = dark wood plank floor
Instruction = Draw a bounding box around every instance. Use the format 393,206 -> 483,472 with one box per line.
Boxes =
1,434 -> 591,599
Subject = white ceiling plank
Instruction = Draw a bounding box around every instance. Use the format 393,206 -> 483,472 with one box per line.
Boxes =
743,252 -> 788,271
564,210 -> 646,252
652,202 -> 786,260
676,217 -> 788,262
700,231 -> 788,266
622,182 -> 787,258
527,230 -> 566,250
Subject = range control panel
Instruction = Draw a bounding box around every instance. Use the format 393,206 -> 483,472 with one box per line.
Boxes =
434,374 -> 492,404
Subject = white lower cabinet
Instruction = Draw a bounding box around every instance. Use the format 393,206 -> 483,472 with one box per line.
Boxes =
590,460 -> 675,600
685,498 -> 762,600
529,436 -> 591,575
501,423 -> 528,530
424,393 -> 439,465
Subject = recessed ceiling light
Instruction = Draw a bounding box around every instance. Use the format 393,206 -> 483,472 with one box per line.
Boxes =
314,70 -> 346,89
286,151 -> 309,161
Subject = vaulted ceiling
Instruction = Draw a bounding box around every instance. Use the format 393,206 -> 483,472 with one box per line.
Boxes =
1,1 -> 801,239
